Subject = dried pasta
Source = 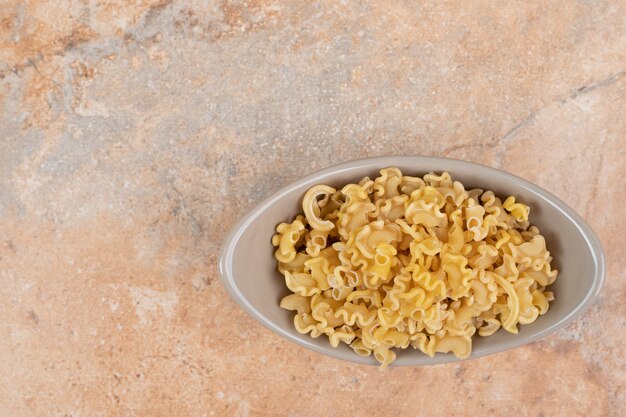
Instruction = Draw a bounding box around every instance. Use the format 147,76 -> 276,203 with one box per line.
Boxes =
273,169 -> 557,367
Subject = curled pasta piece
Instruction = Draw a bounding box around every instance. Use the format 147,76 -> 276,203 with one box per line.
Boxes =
373,195 -> 410,221
509,235 -> 551,269
532,290 -> 549,314
374,327 -> 411,348
469,279 -> 492,311
405,186 -> 447,227
400,175 -> 426,195
272,217 -> 307,263
280,294 -> 311,314
337,200 -> 376,239
330,286 -> 353,301
438,181 -> 468,207
305,228 -> 331,257
467,188 -> 484,202
424,171 -> 452,187
294,313 -> 323,337
354,220 -> 403,259
503,196 -> 529,221
411,333 -> 435,356
305,257 -> 332,291
335,302 -> 377,327
433,334 -> 472,359
478,317 -> 501,337
278,252 -> 310,274
494,254 -> 520,281
373,344 -> 396,368
442,253 -> 474,300
369,243 -> 398,281
469,243 -> 499,270
350,339 -> 372,357
311,294 -> 344,328
373,167 -> 404,199
329,325 -> 356,347
491,272 -> 521,333
302,185 -> 337,231
516,279 -> 540,325
446,223 -> 465,253
347,289 -> 382,308
285,271 -> 321,297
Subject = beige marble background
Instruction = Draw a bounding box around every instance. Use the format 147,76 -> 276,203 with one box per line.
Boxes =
1,1 -> 625,416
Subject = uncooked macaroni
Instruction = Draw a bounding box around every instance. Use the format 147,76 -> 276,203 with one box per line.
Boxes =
272,169 -> 557,367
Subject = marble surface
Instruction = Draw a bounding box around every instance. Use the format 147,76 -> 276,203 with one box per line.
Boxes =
1,1 -> 625,416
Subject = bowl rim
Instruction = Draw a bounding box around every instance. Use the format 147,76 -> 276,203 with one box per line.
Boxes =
218,156 -> 606,366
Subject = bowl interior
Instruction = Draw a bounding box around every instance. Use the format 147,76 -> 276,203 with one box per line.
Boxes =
221,157 -> 603,366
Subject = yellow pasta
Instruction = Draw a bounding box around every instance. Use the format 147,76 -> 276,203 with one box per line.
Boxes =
272,168 -> 558,367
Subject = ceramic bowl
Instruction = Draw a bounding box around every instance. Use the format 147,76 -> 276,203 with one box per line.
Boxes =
218,156 -> 605,366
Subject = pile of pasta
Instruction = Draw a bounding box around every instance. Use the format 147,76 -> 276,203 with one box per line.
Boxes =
272,168 -> 557,366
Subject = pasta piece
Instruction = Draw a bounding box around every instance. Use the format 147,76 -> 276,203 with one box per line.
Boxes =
369,243 -> 398,282
503,196 -> 530,221
491,272 -> 520,333
373,195 -> 410,221
278,252 -> 310,274
433,334 -> 472,359
302,185 -> 337,231
373,167 -> 404,199
305,228 -> 331,257
272,216 -> 307,263
329,325 -> 356,347
284,271 -> 321,297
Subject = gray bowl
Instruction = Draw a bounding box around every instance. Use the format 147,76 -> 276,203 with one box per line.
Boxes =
218,156 -> 606,366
